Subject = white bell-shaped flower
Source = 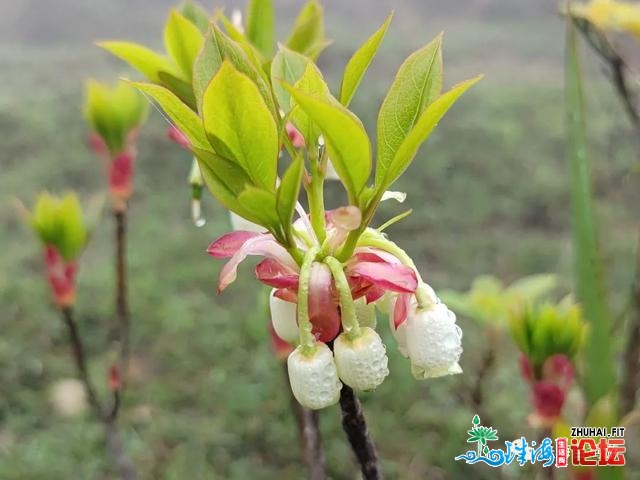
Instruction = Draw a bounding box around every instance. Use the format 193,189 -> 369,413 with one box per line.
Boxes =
269,290 -> 299,344
287,342 -> 342,409
229,212 -> 264,232
405,302 -> 463,378
333,327 -> 389,391
355,298 -> 377,328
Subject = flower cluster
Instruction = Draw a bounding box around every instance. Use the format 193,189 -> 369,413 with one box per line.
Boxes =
84,80 -> 148,211
23,192 -> 89,307
208,211 -> 463,409
104,0 -> 479,410
510,301 -> 586,426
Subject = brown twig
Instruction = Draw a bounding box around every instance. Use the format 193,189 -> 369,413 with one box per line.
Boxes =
60,307 -> 103,416
59,307 -> 137,479
339,385 -> 382,480
284,364 -> 326,479
573,18 -> 640,133
469,331 -> 498,422
621,230 -> 640,415
114,210 -> 131,386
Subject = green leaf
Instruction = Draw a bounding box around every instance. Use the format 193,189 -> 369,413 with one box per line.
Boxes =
202,61 -> 278,191
286,86 -> 371,202
565,21 -> 616,410
286,0 -> 325,59
128,81 -> 210,151
57,193 -> 87,261
289,62 -> 330,144
339,13 -> 393,106
238,187 -> 281,230
246,0 -> 275,57
157,71 -> 197,110
98,41 -> 179,84
164,9 -> 204,80
271,45 -> 311,113
193,25 -> 276,115
180,1 -> 210,33
376,75 -> 481,191
277,156 -> 304,228
375,34 -> 443,185
196,156 -> 265,226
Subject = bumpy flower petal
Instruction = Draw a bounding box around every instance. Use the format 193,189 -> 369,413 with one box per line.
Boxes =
212,234 -> 297,292
405,302 -> 463,378
308,262 -> 341,342
269,289 -> 299,344
334,327 -> 389,391
287,343 -> 342,409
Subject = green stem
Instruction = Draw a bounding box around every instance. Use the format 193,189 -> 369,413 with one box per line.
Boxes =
324,256 -> 360,339
298,247 -> 320,352
307,147 -> 326,243
337,190 -> 384,263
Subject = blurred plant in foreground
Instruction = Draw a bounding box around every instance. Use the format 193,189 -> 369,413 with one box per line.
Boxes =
440,274 -> 557,418
84,80 -> 147,213
18,192 -> 137,479
26,192 -> 88,307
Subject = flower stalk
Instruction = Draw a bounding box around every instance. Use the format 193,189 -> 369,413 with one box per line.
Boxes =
339,385 -> 382,480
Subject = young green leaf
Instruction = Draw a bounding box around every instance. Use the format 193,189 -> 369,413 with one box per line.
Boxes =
196,155 -> 265,226
271,45 -> 311,112
128,81 -> 210,151
565,21 -> 616,410
289,63 -> 330,144
180,1 -> 210,33
193,25 -> 276,116
164,10 -> 204,80
376,34 -> 443,186
238,187 -> 281,230
97,41 -> 179,84
377,75 -> 481,191
339,12 -> 393,106
286,86 -> 371,202
157,71 -> 197,110
202,61 -> 278,191
246,0 -> 275,57
286,0 -> 325,59
277,156 -> 304,228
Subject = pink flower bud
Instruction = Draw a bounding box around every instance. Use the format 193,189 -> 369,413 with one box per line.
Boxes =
334,327 -> 389,391
287,343 -> 342,409
108,365 -> 121,391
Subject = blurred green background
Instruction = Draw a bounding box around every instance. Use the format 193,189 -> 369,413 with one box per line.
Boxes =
1,0 -> 638,478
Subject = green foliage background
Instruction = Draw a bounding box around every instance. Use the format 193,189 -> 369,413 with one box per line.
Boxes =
0,0 -> 638,478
